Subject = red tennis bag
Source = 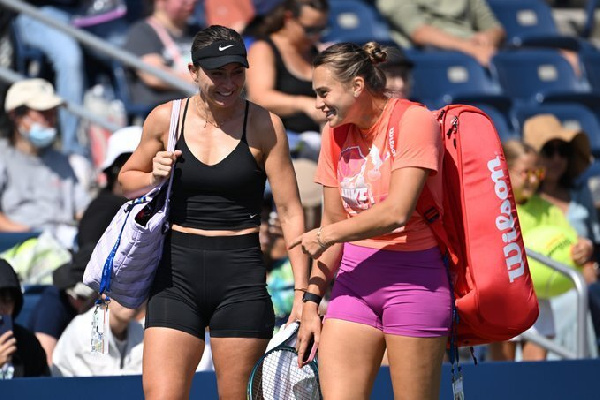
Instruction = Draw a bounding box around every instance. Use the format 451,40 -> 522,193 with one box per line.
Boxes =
331,100 -> 539,346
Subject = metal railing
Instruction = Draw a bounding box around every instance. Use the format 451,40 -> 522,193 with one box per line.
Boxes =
0,66 -> 121,132
523,248 -> 589,359
0,0 -> 197,95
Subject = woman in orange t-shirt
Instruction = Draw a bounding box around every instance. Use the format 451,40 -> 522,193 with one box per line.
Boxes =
290,42 -> 451,400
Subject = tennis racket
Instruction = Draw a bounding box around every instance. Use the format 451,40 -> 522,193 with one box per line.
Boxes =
247,345 -> 321,400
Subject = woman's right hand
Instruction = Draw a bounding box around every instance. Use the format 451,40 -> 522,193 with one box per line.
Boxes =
571,237 -> 594,266
151,150 -> 182,186
296,303 -> 322,368
0,331 -> 16,368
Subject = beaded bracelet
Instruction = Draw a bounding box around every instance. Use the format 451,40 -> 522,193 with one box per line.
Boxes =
317,226 -> 329,250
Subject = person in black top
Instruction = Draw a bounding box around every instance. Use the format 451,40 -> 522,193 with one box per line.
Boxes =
119,25 -> 309,399
245,0 -> 329,158
0,259 -> 50,378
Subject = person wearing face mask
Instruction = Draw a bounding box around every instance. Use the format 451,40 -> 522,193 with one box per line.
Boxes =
0,79 -> 90,243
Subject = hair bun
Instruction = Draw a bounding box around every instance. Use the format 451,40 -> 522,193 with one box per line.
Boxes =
363,41 -> 387,66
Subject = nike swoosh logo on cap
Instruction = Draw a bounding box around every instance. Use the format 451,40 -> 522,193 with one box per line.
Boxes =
219,44 -> 234,51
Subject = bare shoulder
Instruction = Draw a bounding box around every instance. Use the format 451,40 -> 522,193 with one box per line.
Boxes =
143,100 -> 179,143
247,40 -> 274,57
405,104 -> 437,123
247,101 -> 284,143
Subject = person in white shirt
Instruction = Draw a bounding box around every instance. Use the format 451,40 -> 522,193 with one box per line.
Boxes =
51,300 -> 145,377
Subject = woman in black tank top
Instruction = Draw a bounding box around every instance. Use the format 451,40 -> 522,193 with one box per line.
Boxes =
245,0 -> 329,143
119,25 -> 309,400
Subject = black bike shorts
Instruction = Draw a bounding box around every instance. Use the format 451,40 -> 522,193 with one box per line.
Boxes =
145,230 -> 275,339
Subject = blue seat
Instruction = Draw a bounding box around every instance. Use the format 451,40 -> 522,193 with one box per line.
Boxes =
511,103 -> 600,157
490,49 -> 600,110
581,49 -> 600,94
487,0 -> 581,50
15,285 -> 48,327
0,232 -> 40,253
322,0 -> 392,44
407,51 -> 511,111
476,104 -> 518,142
581,0 -> 600,39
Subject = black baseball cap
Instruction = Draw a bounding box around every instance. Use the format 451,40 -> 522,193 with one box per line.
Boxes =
192,40 -> 249,69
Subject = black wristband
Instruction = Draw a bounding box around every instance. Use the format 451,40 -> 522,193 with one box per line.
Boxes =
302,292 -> 322,304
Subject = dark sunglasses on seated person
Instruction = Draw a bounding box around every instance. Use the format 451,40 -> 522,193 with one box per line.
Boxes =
299,22 -> 328,36
540,141 -> 571,158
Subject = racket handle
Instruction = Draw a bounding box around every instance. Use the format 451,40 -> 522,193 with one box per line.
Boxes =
303,336 -> 318,363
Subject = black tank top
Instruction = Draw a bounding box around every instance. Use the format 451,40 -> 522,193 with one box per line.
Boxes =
170,100 -> 266,230
264,38 -> 320,134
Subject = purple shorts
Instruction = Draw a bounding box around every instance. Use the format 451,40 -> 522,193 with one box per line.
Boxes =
325,243 -> 452,337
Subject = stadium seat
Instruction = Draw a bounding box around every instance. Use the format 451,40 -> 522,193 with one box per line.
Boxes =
581,49 -> 600,94
408,51 -> 511,112
15,285 -> 48,327
476,104 -> 518,142
0,232 -> 40,253
490,49 -> 600,110
487,0 -> 581,50
511,103 -> 600,157
322,0 -> 392,44
581,0 -> 600,39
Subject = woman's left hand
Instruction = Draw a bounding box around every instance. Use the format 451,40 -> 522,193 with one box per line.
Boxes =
289,228 -> 327,259
572,238 -> 594,266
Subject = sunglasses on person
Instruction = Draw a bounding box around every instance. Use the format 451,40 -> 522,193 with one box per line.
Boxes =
519,167 -> 546,181
540,141 -> 571,159
298,21 -> 328,36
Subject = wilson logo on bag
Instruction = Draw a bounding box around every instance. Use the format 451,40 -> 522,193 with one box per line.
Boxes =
331,100 -> 539,346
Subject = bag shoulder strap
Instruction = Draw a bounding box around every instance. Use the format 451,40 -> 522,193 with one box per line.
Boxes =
417,105 -> 459,264
164,99 -> 183,195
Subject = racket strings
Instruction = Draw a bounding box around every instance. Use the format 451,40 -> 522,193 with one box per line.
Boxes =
250,349 -> 320,400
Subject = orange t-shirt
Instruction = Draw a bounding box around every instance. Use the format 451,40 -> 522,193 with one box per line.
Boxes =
315,99 -> 443,251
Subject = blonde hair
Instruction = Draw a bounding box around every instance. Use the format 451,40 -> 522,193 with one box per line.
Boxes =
502,139 -> 537,169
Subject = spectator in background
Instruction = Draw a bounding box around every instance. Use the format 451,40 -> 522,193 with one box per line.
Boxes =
0,259 -> 50,378
26,263 -> 96,368
122,0 -> 199,107
586,175 -> 600,353
204,0 -> 255,33
25,125 -> 142,367
245,0 -> 329,159
523,114 -> 599,274
523,114 -> 600,358
380,45 -> 414,99
51,299 -> 145,377
76,126 -> 143,249
15,0 -> 87,157
376,0 -> 505,66
0,79 -> 90,245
